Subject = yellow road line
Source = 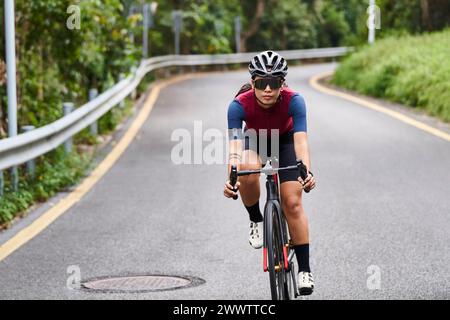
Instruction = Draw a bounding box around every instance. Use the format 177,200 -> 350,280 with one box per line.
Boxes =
309,71 -> 450,142
0,74 -> 195,262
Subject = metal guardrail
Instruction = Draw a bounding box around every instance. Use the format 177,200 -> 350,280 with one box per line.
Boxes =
0,47 -> 351,172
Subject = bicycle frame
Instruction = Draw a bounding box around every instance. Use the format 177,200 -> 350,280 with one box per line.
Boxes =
230,158 -> 307,299
261,162 -> 290,273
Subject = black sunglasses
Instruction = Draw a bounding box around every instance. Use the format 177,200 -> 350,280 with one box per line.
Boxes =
253,77 -> 283,90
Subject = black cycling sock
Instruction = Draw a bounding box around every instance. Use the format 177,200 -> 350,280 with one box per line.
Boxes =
245,201 -> 263,223
294,244 -> 311,273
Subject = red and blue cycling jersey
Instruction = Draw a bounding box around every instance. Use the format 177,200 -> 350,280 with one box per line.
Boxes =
227,87 -> 307,139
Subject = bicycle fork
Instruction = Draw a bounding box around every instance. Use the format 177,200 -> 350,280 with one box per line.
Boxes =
263,246 -> 289,272
263,199 -> 290,273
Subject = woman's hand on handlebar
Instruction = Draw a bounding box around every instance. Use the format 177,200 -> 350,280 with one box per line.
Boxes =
224,180 -> 240,199
298,173 -> 315,192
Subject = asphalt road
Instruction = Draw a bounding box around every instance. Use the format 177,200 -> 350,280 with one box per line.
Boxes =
0,63 -> 449,300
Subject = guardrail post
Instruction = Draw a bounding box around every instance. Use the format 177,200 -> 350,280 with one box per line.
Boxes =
0,171 -> 4,198
10,167 -> 18,192
63,102 -> 74,153
119,74 -> 126,109
130,66 -> 137,99
22,125 -> 36,180
172,10 -> 183,74
89,89 -> 98,136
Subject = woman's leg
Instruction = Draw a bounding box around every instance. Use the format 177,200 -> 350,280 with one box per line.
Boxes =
239,150 -> 264,248
277,134 -> 314,293
280,181 -> 314,294
280,182 -> 309,245
239,150 -> 262,206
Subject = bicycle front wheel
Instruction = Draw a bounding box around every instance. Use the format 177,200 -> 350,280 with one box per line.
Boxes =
265,201 -> 286,300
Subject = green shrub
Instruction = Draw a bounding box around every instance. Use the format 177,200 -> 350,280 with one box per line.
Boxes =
0,148 -> 91,225
333,29 -> 450,122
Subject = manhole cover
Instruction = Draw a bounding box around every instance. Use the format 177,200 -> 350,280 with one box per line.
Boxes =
82,275 -> 204,293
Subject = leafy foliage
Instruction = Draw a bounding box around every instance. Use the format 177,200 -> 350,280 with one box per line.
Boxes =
0,148 -> 91,225
333,29 -> 450,122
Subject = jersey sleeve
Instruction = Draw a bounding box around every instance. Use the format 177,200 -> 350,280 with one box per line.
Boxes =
288,94 -> 307,133
227,100 -> 246,140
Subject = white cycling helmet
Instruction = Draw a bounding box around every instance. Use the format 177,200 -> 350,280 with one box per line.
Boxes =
249,50 -> 288,79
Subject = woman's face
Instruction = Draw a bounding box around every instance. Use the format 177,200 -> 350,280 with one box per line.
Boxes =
252,76 -> 284,107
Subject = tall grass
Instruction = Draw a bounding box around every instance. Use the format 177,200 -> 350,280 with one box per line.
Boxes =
333,29 -> 450,122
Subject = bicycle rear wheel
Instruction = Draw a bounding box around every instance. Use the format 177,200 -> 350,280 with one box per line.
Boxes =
284,253 -> 298,299
280,215 -> 298,300
265,202 -> 286,300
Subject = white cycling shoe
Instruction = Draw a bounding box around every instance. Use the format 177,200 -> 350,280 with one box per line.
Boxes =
298,271 -> 315,295
249,221 -> 263,249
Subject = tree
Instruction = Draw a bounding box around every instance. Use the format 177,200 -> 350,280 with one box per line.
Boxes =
420,0 -> 431,31
247,0 -> 318,51
240,0 -> 265,52
0,0 -> 139,134
377,0 -> 449,34
316,1 -> 350,47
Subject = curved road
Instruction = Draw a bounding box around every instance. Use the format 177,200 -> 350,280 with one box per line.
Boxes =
0,63 -> 449,299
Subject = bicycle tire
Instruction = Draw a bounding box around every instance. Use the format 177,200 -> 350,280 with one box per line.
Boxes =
285,260 -> 298,299
265,201 -> 286,300
280,214 -> 297,300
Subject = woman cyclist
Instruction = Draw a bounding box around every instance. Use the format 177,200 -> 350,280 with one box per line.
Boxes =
223,50 -> 316,295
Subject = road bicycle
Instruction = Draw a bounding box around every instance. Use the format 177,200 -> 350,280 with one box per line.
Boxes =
230,158 -> 309,300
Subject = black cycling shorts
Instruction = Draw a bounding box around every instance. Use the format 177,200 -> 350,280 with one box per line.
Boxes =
243,131 -> 299,183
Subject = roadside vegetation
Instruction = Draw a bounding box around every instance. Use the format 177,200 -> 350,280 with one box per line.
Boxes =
333,29 -> 450,122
